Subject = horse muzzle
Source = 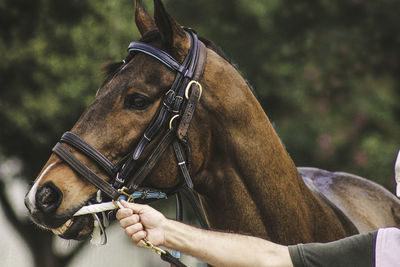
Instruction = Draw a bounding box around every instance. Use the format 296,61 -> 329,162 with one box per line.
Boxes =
24,181 -> 94,240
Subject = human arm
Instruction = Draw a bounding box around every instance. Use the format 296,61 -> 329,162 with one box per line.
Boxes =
116,200 -> 293,267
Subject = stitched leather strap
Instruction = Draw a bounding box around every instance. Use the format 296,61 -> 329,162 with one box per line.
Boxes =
160,251 -> 187,267
61,132 -> 117,176
128,42 -> 182,72
177,83 -> 201,141
179,185 -> 209,229
173,140 -> 194,189
177,41 -> 206,140
52,143 -> 120,199
129,130 -> 176,189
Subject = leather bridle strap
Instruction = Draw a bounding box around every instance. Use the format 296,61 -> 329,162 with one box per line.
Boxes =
126,42 -> 183,73
126,31 -> 201,162
60,132 -> 118,176
52,143 -> 120,200
179,185 -> 208,229
129,130 -> 176,189
123,31 -> 205,187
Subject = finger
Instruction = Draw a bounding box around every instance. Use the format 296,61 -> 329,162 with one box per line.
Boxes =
131,230 -> 147,245
120,200 -> 147,213
124,222 -> 144,236
116,207 -> 133,220
119,214 -> 140,228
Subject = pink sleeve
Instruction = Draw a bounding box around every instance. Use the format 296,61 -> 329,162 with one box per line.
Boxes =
375,227 -> 400,267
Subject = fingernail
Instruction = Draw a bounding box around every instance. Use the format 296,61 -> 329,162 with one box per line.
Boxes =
120,199 -> 128,207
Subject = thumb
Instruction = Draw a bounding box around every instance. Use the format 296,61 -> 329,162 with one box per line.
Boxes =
120,199 -> 146,213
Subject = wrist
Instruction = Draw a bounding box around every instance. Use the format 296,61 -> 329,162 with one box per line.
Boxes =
160,218 -> 174,248
158,216 -> 169,247
161,219 -> 193,251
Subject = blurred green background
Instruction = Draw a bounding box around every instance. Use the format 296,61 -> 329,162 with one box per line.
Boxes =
0,0 -> 399,266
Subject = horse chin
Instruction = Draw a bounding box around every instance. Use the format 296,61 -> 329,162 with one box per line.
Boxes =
52,215 -> 94,241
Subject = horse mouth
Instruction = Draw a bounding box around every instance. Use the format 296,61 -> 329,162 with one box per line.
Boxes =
52,215 -> 94,240
52,218 -> 74,235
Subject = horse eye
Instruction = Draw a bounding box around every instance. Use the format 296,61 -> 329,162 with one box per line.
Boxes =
124,93 -> 151,110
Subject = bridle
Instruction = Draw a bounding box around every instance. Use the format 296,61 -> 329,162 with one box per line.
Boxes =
52,28 -> 209,233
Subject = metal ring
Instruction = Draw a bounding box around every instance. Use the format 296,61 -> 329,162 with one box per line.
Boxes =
185,80 -> 202,100
169,114 -> 180,129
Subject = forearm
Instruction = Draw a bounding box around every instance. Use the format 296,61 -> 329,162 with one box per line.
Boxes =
162,219 -> 293,267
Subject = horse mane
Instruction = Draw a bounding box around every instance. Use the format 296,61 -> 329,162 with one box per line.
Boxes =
102,30 -> 257,97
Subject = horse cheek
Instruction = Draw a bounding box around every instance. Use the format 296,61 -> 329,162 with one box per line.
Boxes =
146,148 -> 180,188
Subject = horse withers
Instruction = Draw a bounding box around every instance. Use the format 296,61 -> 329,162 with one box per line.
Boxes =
25,0 -> 400,246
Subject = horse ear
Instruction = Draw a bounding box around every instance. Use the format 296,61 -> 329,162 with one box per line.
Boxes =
154,0 -> 189,55
135,0 -> 156,36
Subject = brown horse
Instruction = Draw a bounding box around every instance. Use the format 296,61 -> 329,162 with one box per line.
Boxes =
25,0 -> 400,247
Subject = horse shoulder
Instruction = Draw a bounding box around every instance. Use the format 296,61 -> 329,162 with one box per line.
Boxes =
298,167 -> 400,233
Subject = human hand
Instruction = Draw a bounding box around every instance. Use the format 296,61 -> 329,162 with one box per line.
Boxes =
116,200 -> 167,246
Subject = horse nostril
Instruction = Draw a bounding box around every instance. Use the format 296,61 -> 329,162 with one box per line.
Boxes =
36,182 -> 63,214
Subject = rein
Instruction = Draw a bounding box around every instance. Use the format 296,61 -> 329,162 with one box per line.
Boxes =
52,29 -> 208,266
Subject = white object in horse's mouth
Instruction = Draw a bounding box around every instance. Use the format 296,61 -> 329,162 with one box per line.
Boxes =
395,150 -> 400,197
51,218 -> 73,235
73,201 -> 120,216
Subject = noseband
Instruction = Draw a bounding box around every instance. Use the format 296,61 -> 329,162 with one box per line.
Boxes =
52,29 -> 208,228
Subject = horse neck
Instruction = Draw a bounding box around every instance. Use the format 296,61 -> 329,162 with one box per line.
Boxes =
194,53 -> 349,244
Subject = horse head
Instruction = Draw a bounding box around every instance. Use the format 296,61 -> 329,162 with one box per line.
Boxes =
24,0 -> 242,241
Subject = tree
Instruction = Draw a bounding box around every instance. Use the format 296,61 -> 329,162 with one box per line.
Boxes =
0,0 -> 136,266
168,0 -> 400,187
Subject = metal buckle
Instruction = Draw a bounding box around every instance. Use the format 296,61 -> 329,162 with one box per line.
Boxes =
118,186 -> 134,202
115,172 -> 125,184
172,95 -> 184,113
141,238 -> 166,255
169,114 -> 180,129
185,80 -> 202,100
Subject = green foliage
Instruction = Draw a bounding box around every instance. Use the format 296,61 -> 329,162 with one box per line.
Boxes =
0,0 -> 137,177
1,0 -> 399,190
167,0 -> 400,188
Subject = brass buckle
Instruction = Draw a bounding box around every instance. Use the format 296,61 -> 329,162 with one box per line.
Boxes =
169,114 -> 180,129
141,238 -> 166,255
118,186 -> 135,202
185,80 -> 202,100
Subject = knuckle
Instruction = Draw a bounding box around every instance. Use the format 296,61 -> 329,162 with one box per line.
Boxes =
125,225 -> 134,236
132,214 -> 140,223
120,218 -> 130,228
132,230 -> 146,241
124,223 -> 143,236
135,222 -> 143,231
116,210 -> 122,220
